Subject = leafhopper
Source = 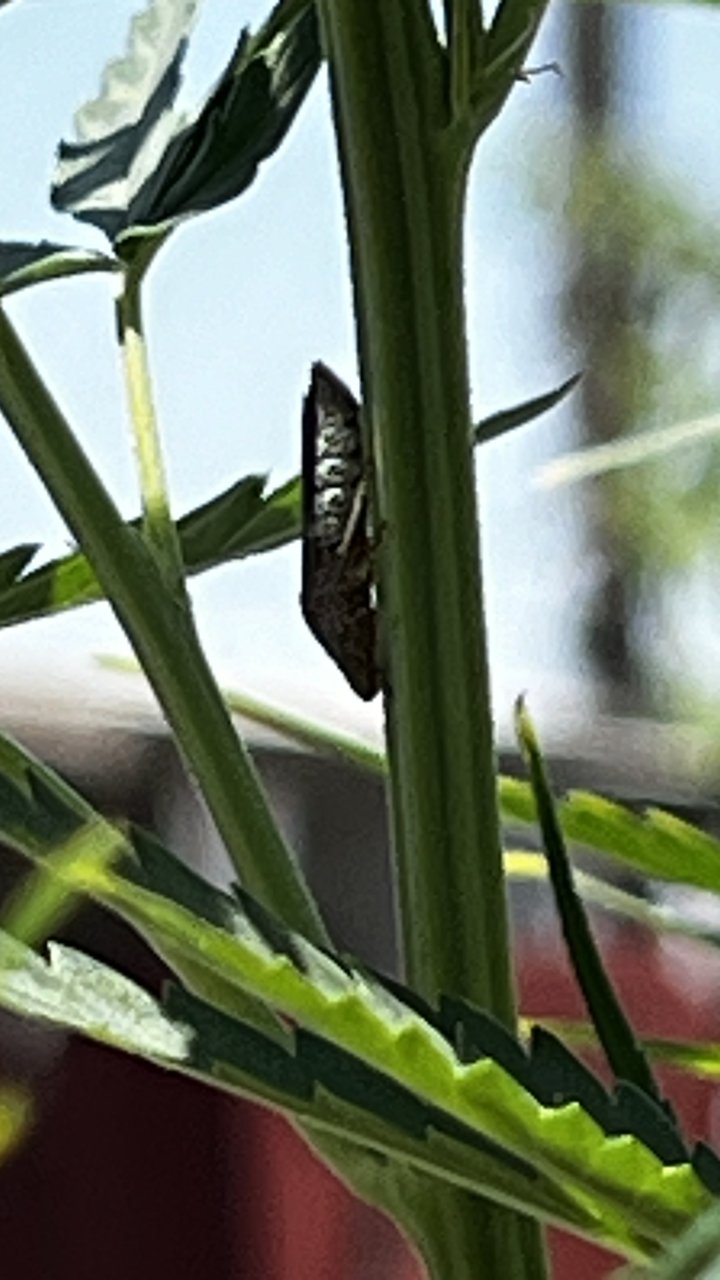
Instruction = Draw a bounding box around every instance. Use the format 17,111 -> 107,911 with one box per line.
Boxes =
301,362 -> 379,701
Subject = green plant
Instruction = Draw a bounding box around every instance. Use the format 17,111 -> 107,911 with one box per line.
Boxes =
1,2 -> 720,1277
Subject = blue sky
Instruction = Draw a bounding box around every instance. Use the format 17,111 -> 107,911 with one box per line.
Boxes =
0,0 -> 718,737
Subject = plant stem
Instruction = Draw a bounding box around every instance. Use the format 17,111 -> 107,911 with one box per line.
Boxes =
116,262 -> 184,594
317,3 -> 548,1274
0,305 -> 327,947
320,0 -> 512,1027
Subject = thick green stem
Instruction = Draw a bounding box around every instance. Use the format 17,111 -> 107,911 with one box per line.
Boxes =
0,305 -> 327,947
317,3 -> 548,1275
320,0 -> 512,1027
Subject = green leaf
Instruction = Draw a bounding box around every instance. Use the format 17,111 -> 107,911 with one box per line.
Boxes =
51,0 -> 201,242
0,929 -> 602,1240
515,699 -> 670,1114
0,735 -> 717,1259
531,1020 -> 720,1085
219,475 -> 301,557
500,778 -> 720,897
0,355 -> 579,633
51,0 -> 320,244
175,474 -> 297,563
0,931 -> 193,1058
0,543 -> 38,591
473,373 -> 581,446
0,474 -> 300,630
134,6 -> 321,232
0,242 -> 119,298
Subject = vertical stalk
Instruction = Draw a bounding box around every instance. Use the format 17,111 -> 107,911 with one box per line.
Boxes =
318,2 -> 548,1275
116,264 -> 184,595
320,0 -> 512,1030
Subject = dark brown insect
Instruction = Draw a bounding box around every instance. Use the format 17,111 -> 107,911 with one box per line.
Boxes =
301,362 -> 379,701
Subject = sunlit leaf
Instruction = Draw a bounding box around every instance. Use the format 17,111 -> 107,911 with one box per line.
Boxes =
0,734 -> 717,1258
51,0 -> 200,241
51,0 -> 320,243
135,6 -> 320,231
0,929 -> 602,1240
501,779 -> 720,896
0,932 -> 192,1058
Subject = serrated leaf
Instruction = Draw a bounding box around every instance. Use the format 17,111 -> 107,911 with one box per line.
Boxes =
0,735 -> 715,1259
0,930 -> 600,1240
0,543 -> 38,591
223,475 -> 301,557
0,932 -> 192,1058
500,778 -> 720,897
52,0 -> 200,241
51,0 -> 320,243
176,473 -> 277,562
0,474 -> 300,630
135,6 -> 321,231
0,242 -> 118,298
473,373 -> 581,447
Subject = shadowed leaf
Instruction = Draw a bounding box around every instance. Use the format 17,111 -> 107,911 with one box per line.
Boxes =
515,698 -> 670,1115
0,242 -> 118,298
474,373 -> 581,446
0,475 -> 300,629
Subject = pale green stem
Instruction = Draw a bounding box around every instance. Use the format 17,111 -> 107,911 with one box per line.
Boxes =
116,264 -> 184,594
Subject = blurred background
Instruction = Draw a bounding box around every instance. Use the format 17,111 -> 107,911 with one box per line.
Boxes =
2,0 -> 720,1275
